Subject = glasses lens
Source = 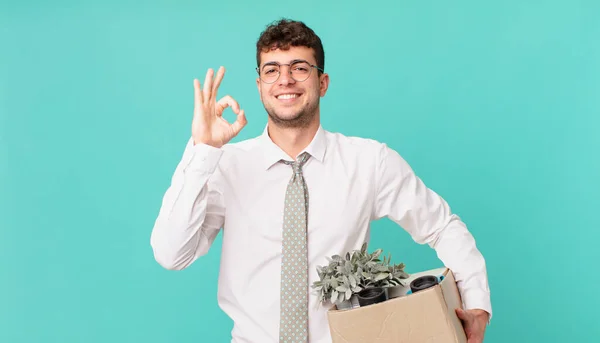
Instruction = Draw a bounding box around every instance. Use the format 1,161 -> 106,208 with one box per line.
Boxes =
290,61 -> 312,82
260,65 -> 279,83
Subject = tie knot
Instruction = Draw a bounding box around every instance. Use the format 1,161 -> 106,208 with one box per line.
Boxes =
282,152 -> 310,174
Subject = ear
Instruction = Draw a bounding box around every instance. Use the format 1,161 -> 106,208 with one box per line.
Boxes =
256,77 -> 261,96
319,73 -> 330,97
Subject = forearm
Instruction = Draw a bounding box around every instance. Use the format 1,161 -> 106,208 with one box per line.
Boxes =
429,215 -> 492,317
150,140 -> 225,270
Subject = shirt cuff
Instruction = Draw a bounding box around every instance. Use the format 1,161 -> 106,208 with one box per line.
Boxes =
461,287 -> 493,322
184,142 -> 223,174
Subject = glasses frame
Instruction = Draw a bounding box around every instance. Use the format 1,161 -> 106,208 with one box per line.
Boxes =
256,59 -> 324,84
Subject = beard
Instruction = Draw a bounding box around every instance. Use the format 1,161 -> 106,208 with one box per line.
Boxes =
263,96 -> 319,129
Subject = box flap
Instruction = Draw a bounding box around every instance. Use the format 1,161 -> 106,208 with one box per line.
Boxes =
439,269 -> 468,342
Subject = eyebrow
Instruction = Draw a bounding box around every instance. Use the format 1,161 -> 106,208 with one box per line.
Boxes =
262,59 -> 308,67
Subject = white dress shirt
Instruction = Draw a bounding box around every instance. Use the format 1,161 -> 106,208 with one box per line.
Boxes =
150,124 -> 492,343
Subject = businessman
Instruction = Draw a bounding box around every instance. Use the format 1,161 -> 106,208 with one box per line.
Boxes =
150,18 -> 492,343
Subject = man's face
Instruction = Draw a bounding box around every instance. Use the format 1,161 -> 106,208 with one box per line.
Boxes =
256,46 -> 329,128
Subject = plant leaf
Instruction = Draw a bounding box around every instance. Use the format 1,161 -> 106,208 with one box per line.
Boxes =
376,265 -> 389,272
349,274 -> 357,288
336,285 -> 348,292
374,273 -> 389,281
372,249 -> 383,259
345,261 -> 352,274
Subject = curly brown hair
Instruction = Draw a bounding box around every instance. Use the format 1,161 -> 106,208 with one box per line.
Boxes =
256,18 -> 325,73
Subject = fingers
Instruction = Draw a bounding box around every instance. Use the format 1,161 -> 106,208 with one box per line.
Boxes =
194,78 -> 203,108
198,66 -> 225,103
216,95 -> 247,136
203,68 -> 214,102
216,95 -> 241,115
212,66 -> 225,100
193,67 -> 247,140
230,109 -> 247,136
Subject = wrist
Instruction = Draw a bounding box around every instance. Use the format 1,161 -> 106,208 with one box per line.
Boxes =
471,309 -> 489,322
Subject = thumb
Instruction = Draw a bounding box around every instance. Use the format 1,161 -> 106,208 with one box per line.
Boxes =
456,308 -> 469,321
231,109 -> 247,135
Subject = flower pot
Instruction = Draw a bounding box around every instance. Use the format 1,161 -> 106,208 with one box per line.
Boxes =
386,284 -> 409,299
357,287 -> 387,306
409,275 -> 439,293
336,299 -> 353,310
350,294 -> 360,308
335,295 -> 359,310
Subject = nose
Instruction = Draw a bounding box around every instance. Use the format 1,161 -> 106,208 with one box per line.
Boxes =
278,66 -> 296,86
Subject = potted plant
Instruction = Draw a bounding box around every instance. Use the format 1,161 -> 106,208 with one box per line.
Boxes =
312,243 -> 409,309
352,244 -> 409,304
385,262 -> 411,299
311,249 -> 362,310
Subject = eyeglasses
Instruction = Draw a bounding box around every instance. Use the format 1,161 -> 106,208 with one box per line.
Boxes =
257,59 -> 324,84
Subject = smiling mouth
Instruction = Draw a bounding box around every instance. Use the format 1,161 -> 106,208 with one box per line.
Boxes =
275,93 -> 301,100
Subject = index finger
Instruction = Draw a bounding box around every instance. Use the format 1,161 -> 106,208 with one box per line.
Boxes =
216,95 -> 241,114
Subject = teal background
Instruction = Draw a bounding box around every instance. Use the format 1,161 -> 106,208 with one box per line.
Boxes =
1,0 -> 598,342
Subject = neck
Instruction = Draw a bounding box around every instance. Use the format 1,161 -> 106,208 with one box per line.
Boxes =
267,115 -> 320,160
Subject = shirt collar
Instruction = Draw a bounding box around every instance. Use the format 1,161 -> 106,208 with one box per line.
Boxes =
259,123 -> 327,170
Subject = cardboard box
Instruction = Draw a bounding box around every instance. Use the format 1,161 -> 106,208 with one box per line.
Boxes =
327,267 -> 467,343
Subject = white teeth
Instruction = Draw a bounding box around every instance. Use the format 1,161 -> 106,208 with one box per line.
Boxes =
277,94 -> 298,100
